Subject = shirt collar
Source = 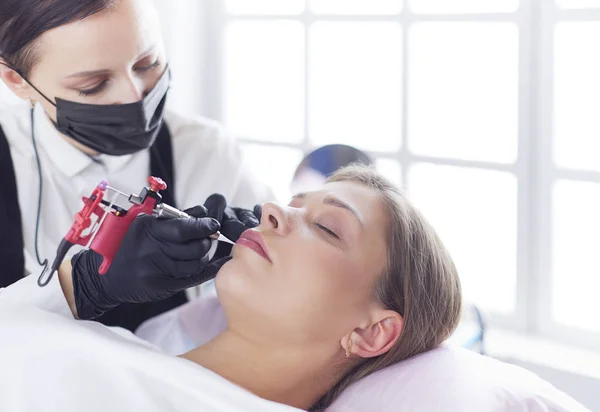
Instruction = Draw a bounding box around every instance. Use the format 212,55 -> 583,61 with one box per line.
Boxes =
35,105 -> 133,176
97,151 -> 134,173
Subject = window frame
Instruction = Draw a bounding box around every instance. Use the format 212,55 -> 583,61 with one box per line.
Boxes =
199,0 -> 600,351
537,1 -> 600,351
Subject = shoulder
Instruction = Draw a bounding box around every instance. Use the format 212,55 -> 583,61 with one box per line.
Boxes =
164,110 -> 236,152
0,102 -> 33,155
0,101 -> 29,126
162,110 -> 274,207
0,102 -> 30,137
164,109 -> 247,177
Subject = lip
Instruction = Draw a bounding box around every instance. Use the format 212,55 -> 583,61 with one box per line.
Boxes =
237,229 -> 272,263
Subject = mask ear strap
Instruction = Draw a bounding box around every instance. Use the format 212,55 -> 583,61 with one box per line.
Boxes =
0,61 -> 57,107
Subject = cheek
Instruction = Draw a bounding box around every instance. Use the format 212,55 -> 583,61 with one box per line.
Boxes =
30,74 -> 59,116
276,246 -> 377,341
27,67 -> 62,113
216,240 -> 377,343
39,100 -> 58,122
282,241 -> 366,309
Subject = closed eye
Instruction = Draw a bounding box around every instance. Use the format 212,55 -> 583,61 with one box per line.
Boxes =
135,58 -> 160,73
316,223 -> 340,240
78,80 -> 109,97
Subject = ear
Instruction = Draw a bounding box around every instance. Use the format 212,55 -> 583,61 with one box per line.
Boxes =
342,310 -> 403,359
0,61 -> 33,101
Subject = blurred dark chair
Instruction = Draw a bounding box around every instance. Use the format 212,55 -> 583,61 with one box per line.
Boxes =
291,144 -> 373,194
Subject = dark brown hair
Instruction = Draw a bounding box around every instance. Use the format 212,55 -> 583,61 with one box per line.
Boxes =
0,0 -> 117,76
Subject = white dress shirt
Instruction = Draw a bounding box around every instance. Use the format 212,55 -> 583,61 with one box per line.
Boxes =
0,102 -> 273,276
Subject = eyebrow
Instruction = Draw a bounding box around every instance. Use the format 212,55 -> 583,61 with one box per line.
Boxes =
293,192 -> 364,227
65,69 -> 110,79
65,46 -> 157,79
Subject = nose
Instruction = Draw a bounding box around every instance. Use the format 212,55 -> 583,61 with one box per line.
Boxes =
114,75 -> 145,105
260,202 -> 291,236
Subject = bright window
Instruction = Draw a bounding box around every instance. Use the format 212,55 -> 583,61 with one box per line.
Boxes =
554,23 -> 600,171
310,0 -> 403,15
224,21 -> 305,142
225,0 -> 305,15
409,0 -> 518,14
409,164 -> 517,313
309,22 -> 403,152
193,0 -> 600,351
552,180 -> 600,333
409,22 -> 518,163
556,0 -> 600,9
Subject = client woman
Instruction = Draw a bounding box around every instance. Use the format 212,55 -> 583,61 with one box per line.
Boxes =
0,165 -> 462,411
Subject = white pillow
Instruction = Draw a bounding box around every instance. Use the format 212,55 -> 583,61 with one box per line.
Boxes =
327,346 -> 589,412
137,297 -> 589,412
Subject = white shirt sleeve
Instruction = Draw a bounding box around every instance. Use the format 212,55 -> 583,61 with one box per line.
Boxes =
166,111 -> 275,210
0,267 -> 73,319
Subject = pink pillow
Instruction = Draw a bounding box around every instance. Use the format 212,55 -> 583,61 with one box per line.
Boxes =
327,346 -> 588,412
138,297 -> 588,412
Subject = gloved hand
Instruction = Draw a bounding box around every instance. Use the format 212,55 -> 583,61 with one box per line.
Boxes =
71,206 -> 225,320
203,194 -> 263,260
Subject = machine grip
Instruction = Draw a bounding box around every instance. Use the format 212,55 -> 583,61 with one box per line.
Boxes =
90,198 -> 158,274
92,213 -> 134,275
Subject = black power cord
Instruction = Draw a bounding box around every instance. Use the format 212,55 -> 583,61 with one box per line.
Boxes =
29,106 -> 50,286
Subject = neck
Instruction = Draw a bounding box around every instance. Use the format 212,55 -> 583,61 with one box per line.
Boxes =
180,329 -> 347,410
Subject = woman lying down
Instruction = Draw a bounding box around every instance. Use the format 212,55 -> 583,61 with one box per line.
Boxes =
0,165 -> 462,411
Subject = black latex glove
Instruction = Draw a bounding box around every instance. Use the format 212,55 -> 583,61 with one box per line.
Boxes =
72,207 -> 225,320
203,194 -> 263,260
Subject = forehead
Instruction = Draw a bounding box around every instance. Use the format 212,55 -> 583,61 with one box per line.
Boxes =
34,0 -> 160,72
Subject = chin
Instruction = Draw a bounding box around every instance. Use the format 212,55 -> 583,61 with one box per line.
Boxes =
214,258 -> 252,303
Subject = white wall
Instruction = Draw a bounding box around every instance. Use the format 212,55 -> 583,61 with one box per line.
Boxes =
152,0 -> 207,118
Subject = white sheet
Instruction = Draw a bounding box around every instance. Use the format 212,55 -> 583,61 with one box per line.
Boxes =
136,293 -> 226,355
0,275 -> 302,412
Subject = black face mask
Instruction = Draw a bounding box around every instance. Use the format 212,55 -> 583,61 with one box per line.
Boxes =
28,67 -> 171,156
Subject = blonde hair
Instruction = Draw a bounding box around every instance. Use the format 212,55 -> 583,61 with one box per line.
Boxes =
312,165 -> 462,410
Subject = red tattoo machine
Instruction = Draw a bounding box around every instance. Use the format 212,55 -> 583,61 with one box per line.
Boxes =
37,176 -> 231,287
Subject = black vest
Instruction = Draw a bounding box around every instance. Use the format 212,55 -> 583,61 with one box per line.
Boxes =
0,122 -> 187,332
